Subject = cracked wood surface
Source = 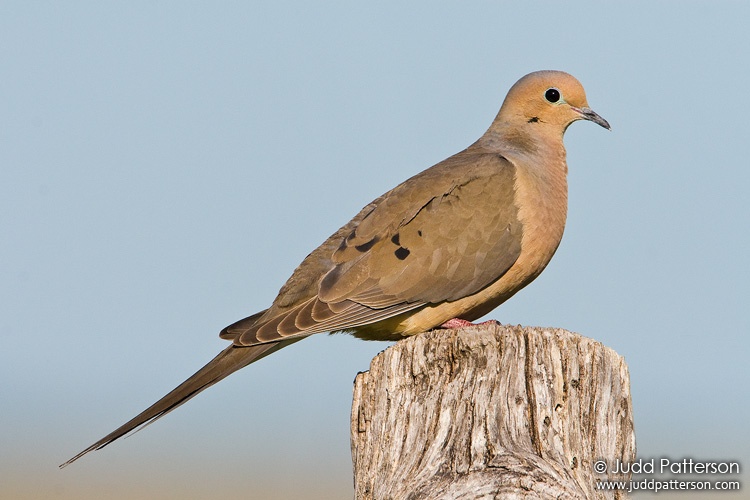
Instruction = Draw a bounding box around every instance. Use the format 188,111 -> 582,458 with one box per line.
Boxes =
351,324 -> 635,499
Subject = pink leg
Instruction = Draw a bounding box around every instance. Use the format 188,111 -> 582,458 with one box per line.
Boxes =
440,318 -> 501,329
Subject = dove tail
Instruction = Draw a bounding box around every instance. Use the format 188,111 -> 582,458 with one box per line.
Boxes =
60,338 -> 301,468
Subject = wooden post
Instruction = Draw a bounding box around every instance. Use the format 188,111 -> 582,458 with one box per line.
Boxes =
351,324 -> 635,499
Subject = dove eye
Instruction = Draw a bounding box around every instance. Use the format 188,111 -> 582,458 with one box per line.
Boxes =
544,88 -> 561,103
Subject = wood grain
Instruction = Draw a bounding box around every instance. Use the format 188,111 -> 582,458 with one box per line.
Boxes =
351,324 -> 635,499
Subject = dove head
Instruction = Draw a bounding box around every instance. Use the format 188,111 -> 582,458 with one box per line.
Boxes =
494,70 -> 610,134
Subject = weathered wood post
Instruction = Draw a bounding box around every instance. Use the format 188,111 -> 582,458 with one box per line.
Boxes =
351,324 -> 635,499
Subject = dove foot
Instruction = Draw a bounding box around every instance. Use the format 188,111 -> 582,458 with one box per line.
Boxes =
440,318 -> 501,329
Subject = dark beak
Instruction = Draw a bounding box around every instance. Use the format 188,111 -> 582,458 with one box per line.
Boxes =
575,106 -> 611,130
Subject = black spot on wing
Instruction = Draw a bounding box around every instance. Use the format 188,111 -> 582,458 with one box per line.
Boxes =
528,116 -> 539,123
394,247 -> 410,260
390,233 -> 400,246
355,236 -> 379,252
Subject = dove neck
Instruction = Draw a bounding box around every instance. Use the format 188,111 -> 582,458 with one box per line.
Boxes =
475,121 -> 568,174
474,120 -> 569,235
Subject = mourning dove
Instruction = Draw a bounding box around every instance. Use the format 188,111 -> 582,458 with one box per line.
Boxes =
62,70 -> 609,467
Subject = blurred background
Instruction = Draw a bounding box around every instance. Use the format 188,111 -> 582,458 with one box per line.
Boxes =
1,2 -> 748,499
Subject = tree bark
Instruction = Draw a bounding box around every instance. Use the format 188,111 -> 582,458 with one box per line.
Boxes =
351,324 -> 635,499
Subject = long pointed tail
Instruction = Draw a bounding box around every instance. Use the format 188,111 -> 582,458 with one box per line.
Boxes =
60,338 -> 301,467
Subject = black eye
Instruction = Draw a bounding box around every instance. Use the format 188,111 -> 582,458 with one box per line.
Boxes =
545,88 -> 561,103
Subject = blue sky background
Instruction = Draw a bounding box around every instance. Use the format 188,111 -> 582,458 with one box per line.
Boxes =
1,2 -> 748,499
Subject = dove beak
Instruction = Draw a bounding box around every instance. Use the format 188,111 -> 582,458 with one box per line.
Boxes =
573,106 -> 611,130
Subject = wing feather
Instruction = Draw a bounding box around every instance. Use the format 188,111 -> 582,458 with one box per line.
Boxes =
230,151 -> 523,346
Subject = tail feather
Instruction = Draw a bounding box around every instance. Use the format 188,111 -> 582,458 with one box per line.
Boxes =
60,338 -> 301,468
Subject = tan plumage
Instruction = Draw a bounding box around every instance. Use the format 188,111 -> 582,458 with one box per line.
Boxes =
61,70 -> 609,467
